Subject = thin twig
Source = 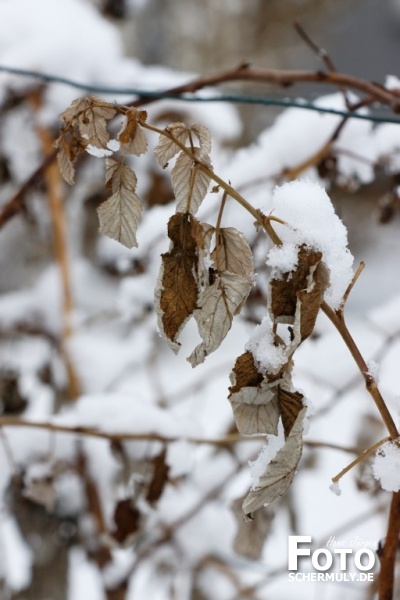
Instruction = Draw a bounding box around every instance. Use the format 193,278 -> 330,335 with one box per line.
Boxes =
379,491 -> 400,600
332,436 -> 391,484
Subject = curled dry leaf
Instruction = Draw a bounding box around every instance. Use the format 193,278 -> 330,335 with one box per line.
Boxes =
155,212 -> 206,353
228,351 -> 301,436
188,227 -> 254,367
269,246 -> 329,344
118,108 -> 148,156
212,227 -> 254,276
54,130 -> 87,185
188,271 -> 252,367
97,158 -> 143,249
171,150 -> 212,215
154,122 -> 212,168
154,122 -> 190,168
232,498 -> 274,560
59,96 -> 116,149
242,406 -> 307,515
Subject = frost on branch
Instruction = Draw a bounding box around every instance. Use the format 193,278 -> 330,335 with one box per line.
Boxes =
97,158 -> 143,249
154,122 -> 213,215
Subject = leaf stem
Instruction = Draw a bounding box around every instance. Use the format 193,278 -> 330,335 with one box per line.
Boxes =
331,436 -> 390,484
322,302 -> 398,440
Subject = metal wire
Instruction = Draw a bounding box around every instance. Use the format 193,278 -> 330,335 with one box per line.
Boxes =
1,64 -> 400,125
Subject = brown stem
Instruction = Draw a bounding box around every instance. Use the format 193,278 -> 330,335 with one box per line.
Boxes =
128,64 -> 400,111
379,491 -> 400,600
322,302 -> 399,440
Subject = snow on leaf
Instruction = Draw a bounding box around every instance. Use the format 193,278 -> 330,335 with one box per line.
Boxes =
212,227 -> 254,277
188,271 -> 253,367
155,212 -> 205,353
269,246 -> 329,344
242,407 -> 306,515
154,122 -> 190,168
118,108 -> 148,156
171,150 -> 212,215
97,159 -> 142,249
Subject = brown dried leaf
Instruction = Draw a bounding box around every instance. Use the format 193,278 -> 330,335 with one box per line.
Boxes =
97,158 -> 142,248
229,351 -> 263,394
56,141 -> 76,185
146,448 -> 170,505
171,150 -> 212,215
154,122 -> 190,167
232,498 -> 274,560
213,227 -> 254,277
155,212 -> 204,352
278,387 -> 304,439
269,246 -> 329,345
59,97 -> 92,125
188,271 -> 252,366
295,260 -> 330,342
242,407 -> 306,515
118,108 -> 148,156
54,129 -> 87,185
269,246 -> 322,323
60,97 -> 116,149
113,499 -> 141,544
80,102 -> 115,148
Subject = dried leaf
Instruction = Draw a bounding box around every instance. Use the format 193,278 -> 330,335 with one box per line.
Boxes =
97,158 -> 142,249
229,381 -> 280,435
269,246 -> 329,345
60,97 -> 116,149
188,271 -> 252,366
54,129 -> 87,185
56,142 -> 76,185
155,212 -> 205,352
232,498 -> 274,560
118,108 -> 148,156
154,122 -> 190,168
278,387 -> 304,439
229,351 -> 264,393
269,247 -> 322,323
23,477 -> 56,512
213,227 -> 254,276
295,260 -> 330,343
242,407 -> 306,515
146,448 -> 170,504
113,499 -> 140,544
171,150 -> 212,215
190,124 -> 212,159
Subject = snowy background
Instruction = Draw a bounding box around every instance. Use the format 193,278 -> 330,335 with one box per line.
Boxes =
0,1 -> 400,599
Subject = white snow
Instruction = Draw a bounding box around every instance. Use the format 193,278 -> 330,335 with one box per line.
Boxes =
372,441 -> 400,492
245,315 -> 287,373
267,179 -> 354,309
249,425 -> 285,489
